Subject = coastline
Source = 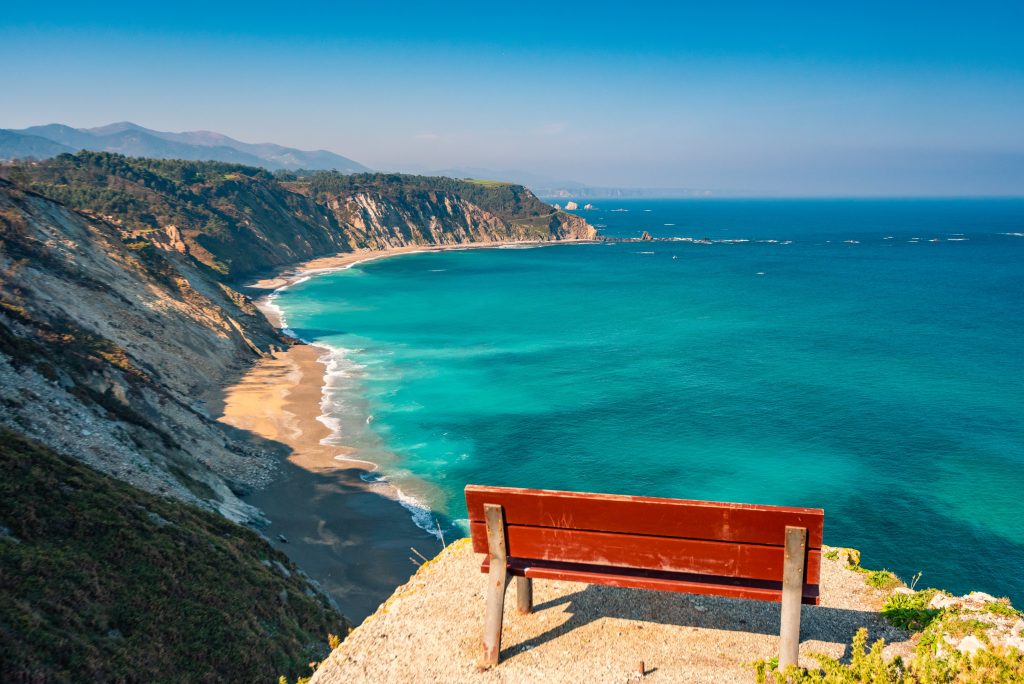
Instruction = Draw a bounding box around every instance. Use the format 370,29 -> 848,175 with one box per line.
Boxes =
244,239 -> 594,306
218,343 -> 442,622
219,240 -> 588,621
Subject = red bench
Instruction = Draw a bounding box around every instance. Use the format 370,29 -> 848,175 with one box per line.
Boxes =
466,485 -> 824,667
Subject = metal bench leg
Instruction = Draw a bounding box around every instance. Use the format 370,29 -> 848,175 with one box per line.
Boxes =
481,504 -> 510,666
779,526 -> 807,669
516,576 -> 533,614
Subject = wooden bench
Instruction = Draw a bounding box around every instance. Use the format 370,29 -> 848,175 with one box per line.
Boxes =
466,485 -> 824,667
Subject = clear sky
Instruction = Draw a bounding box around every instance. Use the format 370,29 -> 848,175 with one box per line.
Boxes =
3,1 -> 1023,195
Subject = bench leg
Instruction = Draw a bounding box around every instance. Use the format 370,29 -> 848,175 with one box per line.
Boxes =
481,504 -> 510,667
779,526 -> 807,669
516,576 -> 533,614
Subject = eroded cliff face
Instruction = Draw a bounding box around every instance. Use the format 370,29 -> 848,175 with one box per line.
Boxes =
0,180 -> 283,522
1,155 -> 598,282
326,191 -> 596,250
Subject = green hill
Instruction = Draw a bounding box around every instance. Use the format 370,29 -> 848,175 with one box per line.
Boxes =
0,429 -> 347,684
1,152 -> 596,279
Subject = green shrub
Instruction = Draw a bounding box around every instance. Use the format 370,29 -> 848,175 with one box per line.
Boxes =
0,430 -> 348,683
882,589 -> 941,631
753,627 -> 1024,683
984,601 -> 1022,618
754,629 -> 902,683
866,569 -> 901,590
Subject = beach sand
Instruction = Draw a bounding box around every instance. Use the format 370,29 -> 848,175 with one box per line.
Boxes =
221,240 -> 592,622
218,343 -> 441,622
246,245 -> 443,296
244,241 -> 585,306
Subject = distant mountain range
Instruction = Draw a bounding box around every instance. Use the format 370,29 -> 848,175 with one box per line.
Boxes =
0,122 -> 370,172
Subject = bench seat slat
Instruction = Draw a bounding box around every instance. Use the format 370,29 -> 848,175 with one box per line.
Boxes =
480,558 -> 821,605
469,521 -> 821,584
466,485 -> 823,549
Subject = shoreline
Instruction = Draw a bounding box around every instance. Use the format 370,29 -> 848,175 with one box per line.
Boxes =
243,239 -> 598,315
218,343 -> 442,622
219,240 -> 592,622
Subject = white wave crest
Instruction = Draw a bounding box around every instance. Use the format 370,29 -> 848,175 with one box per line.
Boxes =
394,487 -> 444,538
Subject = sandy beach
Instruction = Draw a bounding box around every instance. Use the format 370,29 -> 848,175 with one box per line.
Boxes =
218,243 -> 568,622
218,343 -> 442,621
218,240 -> 597,621
244,240 -> 589,310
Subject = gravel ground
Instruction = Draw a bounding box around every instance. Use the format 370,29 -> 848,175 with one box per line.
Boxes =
310,540 -> 912,683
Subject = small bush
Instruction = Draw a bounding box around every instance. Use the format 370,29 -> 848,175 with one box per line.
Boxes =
985,601 -> 1022,618
754,629 -> 903,683
882,589 -> 941,631
866,569 -> 901,590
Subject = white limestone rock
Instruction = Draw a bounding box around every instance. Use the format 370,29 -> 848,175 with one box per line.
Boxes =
956,635 -> 986,655
928,593 -> 960,610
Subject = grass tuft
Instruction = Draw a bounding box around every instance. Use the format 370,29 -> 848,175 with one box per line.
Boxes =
866,569 -> 901,590
754,626 -> 1024,683
882,589 -> 942,631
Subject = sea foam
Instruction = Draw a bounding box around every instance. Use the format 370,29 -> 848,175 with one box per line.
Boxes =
314,341 -> 447,539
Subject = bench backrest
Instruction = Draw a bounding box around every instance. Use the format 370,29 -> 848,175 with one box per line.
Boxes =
466,485 -> 823,587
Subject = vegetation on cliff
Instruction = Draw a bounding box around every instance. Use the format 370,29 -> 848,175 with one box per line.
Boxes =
0,156 -> 595,682
1,178 -> 283,522
296,171 -> 565,235
1,152 -> 349,277
755,550 -> 1024,683
2,152 -> 595,279
0,429 -> 347,684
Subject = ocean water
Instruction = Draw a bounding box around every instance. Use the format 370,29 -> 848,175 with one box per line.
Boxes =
272,199 -> 1024,602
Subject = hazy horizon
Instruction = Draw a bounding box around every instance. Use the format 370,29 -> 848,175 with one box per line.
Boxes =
3,1 -> 1023,196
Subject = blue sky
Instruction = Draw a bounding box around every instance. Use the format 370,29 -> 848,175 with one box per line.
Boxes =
3,1 -> 1023,195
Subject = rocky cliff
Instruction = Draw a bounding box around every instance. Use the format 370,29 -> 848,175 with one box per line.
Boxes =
326,189 -> 594,249
2,154 -> 597,281
302,172 -> 596,250
0,178 -> 283,523
0,154 -> 596,522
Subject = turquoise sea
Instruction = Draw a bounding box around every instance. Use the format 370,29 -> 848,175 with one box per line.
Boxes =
271,199 -> 1024,603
